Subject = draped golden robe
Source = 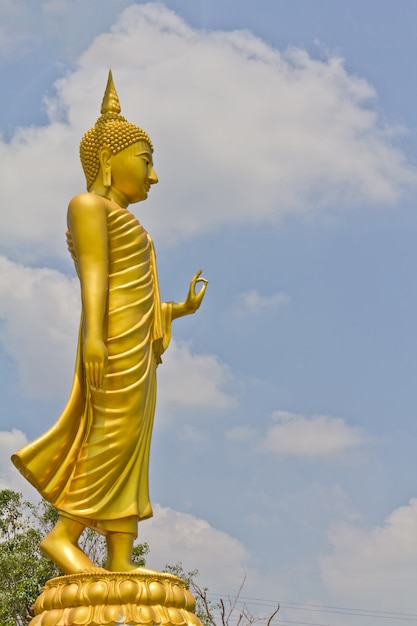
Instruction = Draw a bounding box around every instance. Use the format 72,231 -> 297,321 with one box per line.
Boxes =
12,204 -> 172,535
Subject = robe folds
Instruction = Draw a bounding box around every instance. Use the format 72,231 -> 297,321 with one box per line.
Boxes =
12,204 -> 172,534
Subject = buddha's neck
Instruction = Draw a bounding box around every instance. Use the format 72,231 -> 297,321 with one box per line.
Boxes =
89,184 -> 129,208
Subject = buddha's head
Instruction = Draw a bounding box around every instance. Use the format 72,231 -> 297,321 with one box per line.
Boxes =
80,71 -> 154,193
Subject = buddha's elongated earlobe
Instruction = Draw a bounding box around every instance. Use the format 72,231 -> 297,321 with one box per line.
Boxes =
103,166 -> 111,188
99,146 -> 112,189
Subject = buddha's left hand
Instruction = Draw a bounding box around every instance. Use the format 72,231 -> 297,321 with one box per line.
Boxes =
184,270 -> 208,314
171,270 -> 208,320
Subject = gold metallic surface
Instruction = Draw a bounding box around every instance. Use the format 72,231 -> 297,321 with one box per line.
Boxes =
12,71 -> 207,578
30,570 -> 201,626
80,71 -> 153,190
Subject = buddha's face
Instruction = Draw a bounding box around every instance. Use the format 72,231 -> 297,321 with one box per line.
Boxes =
108,140 -> 158,204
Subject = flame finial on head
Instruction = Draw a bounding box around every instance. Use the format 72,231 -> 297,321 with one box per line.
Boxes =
101,70 -> 121,115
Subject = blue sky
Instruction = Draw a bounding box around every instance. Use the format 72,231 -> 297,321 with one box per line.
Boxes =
0,2 -> 417,625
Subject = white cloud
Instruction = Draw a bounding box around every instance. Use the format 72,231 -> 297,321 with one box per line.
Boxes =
321,499 -> 417,615
139,504 -> 249,592
238,290 -> 290,315
0,429 -> 40,500
158,339 -> 236,413
0,122 -> 82,259
260,410 -> 365,458
225,425 -> 257,443
0,3 -> 415,262
0,255 -> 80,398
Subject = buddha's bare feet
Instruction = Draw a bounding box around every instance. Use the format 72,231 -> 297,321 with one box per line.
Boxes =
106,531 -> 160,574
41,518 -> 103,575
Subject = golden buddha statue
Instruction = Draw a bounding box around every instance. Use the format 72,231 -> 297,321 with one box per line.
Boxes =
12,71 -> 207,577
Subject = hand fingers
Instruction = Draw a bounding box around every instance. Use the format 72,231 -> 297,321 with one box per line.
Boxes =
191,269 -> 202,284
87,363 -> 96,389
86,360 -> 104,389
94,362 -> 100,388
195,278 -> 208,294
191,270 -> 208,288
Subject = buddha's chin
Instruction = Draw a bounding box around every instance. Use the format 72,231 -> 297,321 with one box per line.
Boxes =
135,189 -> 148,202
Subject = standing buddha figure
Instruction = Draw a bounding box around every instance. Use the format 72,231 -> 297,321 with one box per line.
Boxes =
12,71 -> 207,575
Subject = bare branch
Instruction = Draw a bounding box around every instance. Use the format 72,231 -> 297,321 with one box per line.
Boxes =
193,581 -> 218,626
266,604 -> 280,626
163,561 -> 279,626
230,573 -> 246,612
220,598 -> 226,626
235,609 -> 244,626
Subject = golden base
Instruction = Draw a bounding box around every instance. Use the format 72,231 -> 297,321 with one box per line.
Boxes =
30,570 -> 203,626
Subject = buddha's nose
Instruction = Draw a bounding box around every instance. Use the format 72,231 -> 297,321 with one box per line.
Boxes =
149,168 -> 158,185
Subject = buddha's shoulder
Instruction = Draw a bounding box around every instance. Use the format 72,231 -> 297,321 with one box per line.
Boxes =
68,192 -> 107,209
67,193 -> 108,220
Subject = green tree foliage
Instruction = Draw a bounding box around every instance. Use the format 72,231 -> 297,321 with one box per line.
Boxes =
0,490 -> 59,626
164,561 -> 216,626
131,542 -> 149,567
0,490 -> 149,625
